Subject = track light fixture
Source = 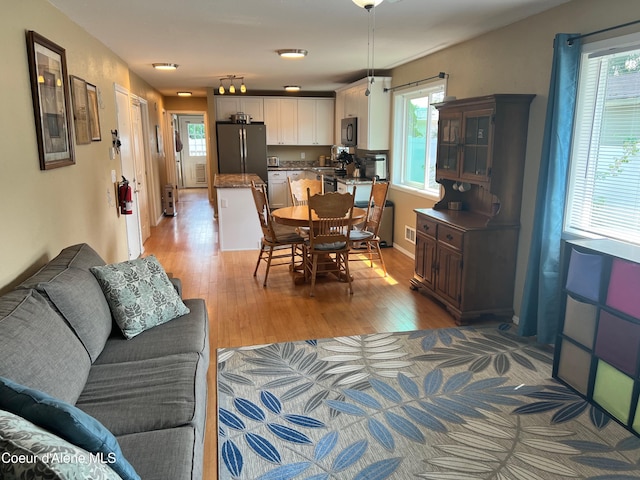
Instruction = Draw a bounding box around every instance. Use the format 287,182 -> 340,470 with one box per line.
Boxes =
352,0 -> 384,96
218,75 -> 246,95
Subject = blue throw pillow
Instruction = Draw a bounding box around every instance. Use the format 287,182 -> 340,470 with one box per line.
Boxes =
0,376 -> 139,480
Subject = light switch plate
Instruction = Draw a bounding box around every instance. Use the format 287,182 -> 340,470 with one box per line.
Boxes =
111,170 -> 117,183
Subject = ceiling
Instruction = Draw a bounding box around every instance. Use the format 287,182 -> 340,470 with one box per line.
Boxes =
47,0 -> 568,97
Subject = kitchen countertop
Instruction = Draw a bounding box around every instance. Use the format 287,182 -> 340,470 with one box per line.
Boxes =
214,173 -> 265,188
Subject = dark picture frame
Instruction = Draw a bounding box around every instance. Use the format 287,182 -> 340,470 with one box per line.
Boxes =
70,75 -> 91,145
25,30 -> 75,170
86,83 -> 101,141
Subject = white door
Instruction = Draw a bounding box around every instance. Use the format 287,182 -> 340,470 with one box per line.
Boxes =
115,85 -> 142,259
178,115 -> 207,188
130,98 -> 151,243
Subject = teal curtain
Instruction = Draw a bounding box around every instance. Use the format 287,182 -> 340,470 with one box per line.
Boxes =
518,33 -> 581,344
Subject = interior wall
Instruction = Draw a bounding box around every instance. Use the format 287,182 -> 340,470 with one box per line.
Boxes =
0,0 -> 165,292
388,0 -> 640,318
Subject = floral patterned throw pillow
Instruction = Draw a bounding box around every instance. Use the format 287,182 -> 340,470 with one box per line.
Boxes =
90,256 -> 190,339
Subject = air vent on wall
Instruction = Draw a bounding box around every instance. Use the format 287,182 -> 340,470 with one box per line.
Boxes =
405,225 -> 416,244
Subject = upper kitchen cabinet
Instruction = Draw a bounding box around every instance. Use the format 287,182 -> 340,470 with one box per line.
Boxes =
434,94 -> 535,225
335,77 -> 391,151
297,98 -> 335,145
264,98 -> 298,145
215,96 -> 264,123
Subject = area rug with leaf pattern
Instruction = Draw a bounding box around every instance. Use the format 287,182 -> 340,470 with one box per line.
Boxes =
217,324 -> 640,479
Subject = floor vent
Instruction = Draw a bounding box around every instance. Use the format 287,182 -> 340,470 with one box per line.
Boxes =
405,225 -> 416,244
195,164 -> 206,183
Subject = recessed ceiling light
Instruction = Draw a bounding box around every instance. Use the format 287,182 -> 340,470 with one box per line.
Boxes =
284,86 -> 301,92
277,49 -> 308,59
177,92 -> 192,97
152,63 -> 179,70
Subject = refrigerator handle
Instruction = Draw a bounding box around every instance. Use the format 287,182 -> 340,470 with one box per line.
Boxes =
238,128 -> 245,172
242,129 -> 248,172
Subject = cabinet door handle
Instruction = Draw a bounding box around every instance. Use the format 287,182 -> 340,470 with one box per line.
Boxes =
423,225 -> 430,231
446,234 -> 453,241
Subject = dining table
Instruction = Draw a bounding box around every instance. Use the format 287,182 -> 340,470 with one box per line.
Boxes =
271,205 -> 367,284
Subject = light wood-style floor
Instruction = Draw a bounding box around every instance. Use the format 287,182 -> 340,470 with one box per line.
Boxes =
141,189 -> 467,479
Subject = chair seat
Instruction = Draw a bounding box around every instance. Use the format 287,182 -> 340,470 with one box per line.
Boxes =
350,230 -> 375,241
269,224 -> 304,244
306,240 -> 347,251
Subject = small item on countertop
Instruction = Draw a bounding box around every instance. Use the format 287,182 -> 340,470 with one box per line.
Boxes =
353,168 -> 361,178
448,201 -> 462,211
319,155 -> 326,167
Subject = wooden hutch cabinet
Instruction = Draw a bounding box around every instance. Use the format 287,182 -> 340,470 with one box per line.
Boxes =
411,94 -> 535,324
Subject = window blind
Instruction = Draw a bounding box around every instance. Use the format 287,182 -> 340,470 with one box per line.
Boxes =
565,44 -> 640,244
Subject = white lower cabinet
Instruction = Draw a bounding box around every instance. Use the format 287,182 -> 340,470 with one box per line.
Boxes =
336,181 -> 372,203
267,171 -> 289,209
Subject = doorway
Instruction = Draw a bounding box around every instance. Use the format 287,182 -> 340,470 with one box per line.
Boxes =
176,114 -> 207,188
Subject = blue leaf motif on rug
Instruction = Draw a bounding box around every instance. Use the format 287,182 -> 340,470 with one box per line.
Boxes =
218,326 -> 640,479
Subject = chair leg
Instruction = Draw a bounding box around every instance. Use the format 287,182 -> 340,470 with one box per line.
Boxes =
263,245 -> 275,287
342,251 -> 353,295
374,241 -> 387,276
366,242 -> 375,268
253,243 -> 265,277
309,254 -> 318,297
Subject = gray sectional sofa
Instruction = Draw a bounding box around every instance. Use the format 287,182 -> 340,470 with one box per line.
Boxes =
0,244 -> 209,479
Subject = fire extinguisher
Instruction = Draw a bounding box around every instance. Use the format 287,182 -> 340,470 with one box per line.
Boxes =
118,176 -> 133,215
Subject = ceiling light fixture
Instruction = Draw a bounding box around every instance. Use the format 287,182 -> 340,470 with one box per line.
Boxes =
177,91 -> 192,97
352,0 -> 383,96
277,49 -> 308,59
284,86 -> 301,92
218,75 -> 246,95
152,63 -> 179,70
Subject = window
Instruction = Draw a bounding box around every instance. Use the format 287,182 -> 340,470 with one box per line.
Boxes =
565,33 -> 640,245
187,122 -> 206,157
392,81 -> 445,196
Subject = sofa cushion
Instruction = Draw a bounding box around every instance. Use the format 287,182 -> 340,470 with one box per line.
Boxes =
90,256 -> 190,339
95,299 -> 209,365
117,427 -> 200,480
18,243 -> 112,362
0,409 -> 123,480
76,352 -> 207,438
0,377 -> 139,480
0,289 -> 90,404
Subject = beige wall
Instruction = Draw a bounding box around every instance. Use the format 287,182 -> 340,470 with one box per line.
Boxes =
0,0 -> 165,292
388,0 -> 640,318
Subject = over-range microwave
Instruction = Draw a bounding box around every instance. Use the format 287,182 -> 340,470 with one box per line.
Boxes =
341,117 -> 357,147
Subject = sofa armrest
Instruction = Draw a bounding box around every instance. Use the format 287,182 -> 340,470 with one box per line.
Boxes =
169,277 -> 183,297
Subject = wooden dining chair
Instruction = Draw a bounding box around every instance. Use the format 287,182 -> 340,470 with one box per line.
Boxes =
288,176 -> 324,206
349,181 -> 390,276
304,188 -> 356,297
250,181 -> 305,287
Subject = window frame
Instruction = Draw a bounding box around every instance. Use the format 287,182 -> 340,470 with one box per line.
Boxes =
564,32 -> 640,245
391,79 -> 446,200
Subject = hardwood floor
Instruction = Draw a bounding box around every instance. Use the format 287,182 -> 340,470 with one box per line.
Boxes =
142,188 -> 467,479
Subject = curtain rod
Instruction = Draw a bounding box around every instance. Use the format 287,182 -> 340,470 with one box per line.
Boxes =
383,72 -> 447,93
567,19 -> 640,45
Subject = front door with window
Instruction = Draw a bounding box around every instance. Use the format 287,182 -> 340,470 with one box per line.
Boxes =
177,115 -> 207,188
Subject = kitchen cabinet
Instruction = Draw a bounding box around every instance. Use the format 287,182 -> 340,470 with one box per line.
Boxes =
335,77 -> 391,151
411,94 -> 535,324
264,98 -> 298,145
297,98 -> 335,145
267,170 -> 289,209
554,239 -> 640,435
215,96 -> 264,123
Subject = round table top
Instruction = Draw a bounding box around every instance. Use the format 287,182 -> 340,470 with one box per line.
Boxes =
272,205 -> 367,227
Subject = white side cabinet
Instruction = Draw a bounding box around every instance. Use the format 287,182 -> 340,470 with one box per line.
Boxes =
267,171 -> 289,209
215,96 -> 264,123
336,181 -> 372,203
335,77 -> 391,151
297,98 -> 335,145
264,98 -> 298,145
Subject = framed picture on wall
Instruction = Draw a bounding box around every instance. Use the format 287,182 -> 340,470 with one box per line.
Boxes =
25,30 -> 75,170
86,82 -> 101,141
70,75 -> 91,145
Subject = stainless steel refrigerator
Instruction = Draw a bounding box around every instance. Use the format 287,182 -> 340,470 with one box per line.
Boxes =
216,123 -> 268,182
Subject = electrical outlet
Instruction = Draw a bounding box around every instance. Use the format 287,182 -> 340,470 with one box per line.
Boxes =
300,152 -> 305,159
